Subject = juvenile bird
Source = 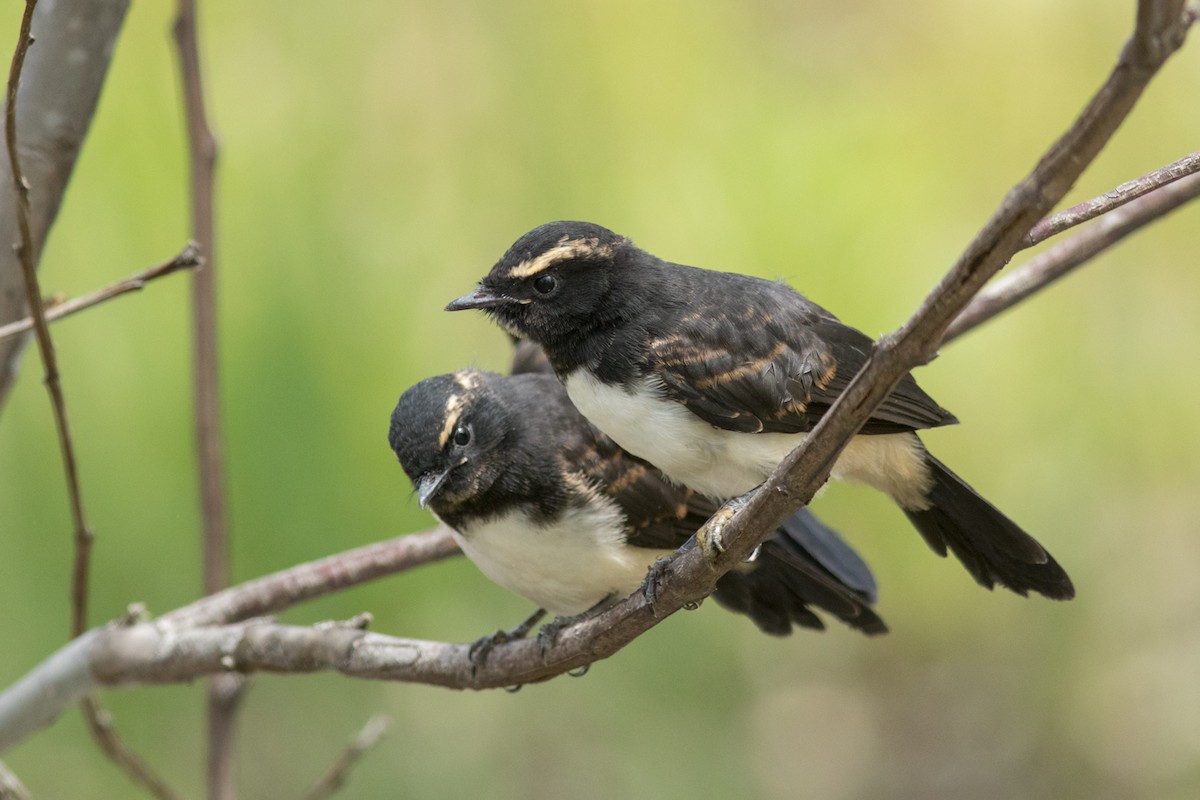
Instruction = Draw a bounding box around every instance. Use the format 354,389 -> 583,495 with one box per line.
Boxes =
446,221 -> 1074,600
389,367 -> 887,636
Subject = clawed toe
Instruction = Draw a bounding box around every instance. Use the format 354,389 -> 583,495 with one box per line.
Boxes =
698,488 -> 758,562
468,608 -> 547,672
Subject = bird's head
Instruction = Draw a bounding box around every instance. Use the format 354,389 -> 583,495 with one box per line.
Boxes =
446,221 -> 633,350
388,370 -> 513,516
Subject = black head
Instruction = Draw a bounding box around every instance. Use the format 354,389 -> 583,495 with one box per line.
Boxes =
446,221 -> 635,352
388,370 -> 515,519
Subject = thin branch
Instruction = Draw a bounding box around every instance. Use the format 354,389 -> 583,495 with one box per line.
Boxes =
161,527 -> 461,630
1021,149 -> 1200,248
946,168 -> 1200,342
0,529 -> 458,754
302,715 -> 390,800
172,0 -> 231,796
6,0 -> 95,640
0,0 -> 131,413
5,5 -> 182,798
79,695 -> 188,800
0,244 -> 201,341
0,760 -> 31,800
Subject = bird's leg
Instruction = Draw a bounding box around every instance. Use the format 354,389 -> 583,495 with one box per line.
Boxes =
468,607 -> 547,670
697,487 -> 760,562
640,556 -> 676,614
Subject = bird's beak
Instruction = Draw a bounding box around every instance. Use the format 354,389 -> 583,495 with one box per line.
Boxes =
417,468 -> 452,509
445,286 -> 511,312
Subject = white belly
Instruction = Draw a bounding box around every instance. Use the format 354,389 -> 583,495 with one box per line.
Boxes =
564,370 -> 932,508
448,500 -> 672,617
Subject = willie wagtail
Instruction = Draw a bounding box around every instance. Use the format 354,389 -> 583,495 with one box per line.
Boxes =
389,364 -> 887,636
446,221 -> 1074,600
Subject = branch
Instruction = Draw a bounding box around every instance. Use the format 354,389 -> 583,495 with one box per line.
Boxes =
0,761 -> 31,800
0,0 -> 130,412
0,528 -> 460,754
1021,149 -> 1200,248
6,0 -> 96,638
3,5 -> 180,797
160,526 -> 461,629
673,0 -> 1196,589
173,0 -> 231,795
301,714 -> 390,800
79,694 -> 187,800
946,166 -> 1200,343
0,244 -> 201,341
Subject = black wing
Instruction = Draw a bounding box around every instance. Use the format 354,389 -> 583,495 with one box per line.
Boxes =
648,270 -> 957,434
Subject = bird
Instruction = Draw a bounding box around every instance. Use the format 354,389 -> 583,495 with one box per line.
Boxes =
388,363 -> 888,638
445,220 -> 1074,600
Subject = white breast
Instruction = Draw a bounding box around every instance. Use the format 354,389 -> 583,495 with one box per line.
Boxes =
448,499 -> 672,617
564,370 -> 931,507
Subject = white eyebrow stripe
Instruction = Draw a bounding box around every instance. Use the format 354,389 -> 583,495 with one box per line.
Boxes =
437,394 -> 464,449
505,238 -> 615,279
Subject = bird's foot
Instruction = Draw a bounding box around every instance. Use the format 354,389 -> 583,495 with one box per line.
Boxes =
468,608 -> 547,673
640,556 -> 675,615
697,488 -> 758,562
534,597 -> 612,662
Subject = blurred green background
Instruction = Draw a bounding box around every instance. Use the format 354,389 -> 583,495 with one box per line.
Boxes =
2,1 -> 1199,798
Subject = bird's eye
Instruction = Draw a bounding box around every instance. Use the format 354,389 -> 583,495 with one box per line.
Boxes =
452,425 -> 471,447
533,274 -> 557,294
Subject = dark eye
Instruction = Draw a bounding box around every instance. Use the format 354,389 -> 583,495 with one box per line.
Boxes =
452,425 -> 471,447
533,274 -> 557,294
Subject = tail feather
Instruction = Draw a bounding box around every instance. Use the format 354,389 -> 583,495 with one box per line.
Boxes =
903,453 -> 1074,600
713,508 -> 888,636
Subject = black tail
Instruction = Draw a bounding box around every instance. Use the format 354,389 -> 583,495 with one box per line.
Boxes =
903,453 -> 1074,599
713,509 -> 888,636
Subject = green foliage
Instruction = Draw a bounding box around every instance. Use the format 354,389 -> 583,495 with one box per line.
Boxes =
2,1 -> 1199,798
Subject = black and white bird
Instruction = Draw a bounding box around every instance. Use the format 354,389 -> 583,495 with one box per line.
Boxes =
446,220 -> 1074,600
389,365 -> 887,636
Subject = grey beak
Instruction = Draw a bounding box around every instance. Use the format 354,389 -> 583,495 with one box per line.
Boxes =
417,469 -> 452,509
445,286 -> 511,312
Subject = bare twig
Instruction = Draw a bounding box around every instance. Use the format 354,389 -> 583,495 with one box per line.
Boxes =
0,244 -> 201,341
302,715 -> 391,800
1021,149 -> 1200,248
4,4 -> 182,797
946,168 -> 1200,342
79,695 -> 187,800
172,0 -> 232,796
161,527 -> 461,630
0,529 -> 458,753
0,760 -> 32,800
5,0 -> 95,639
0,0 -> 131,412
